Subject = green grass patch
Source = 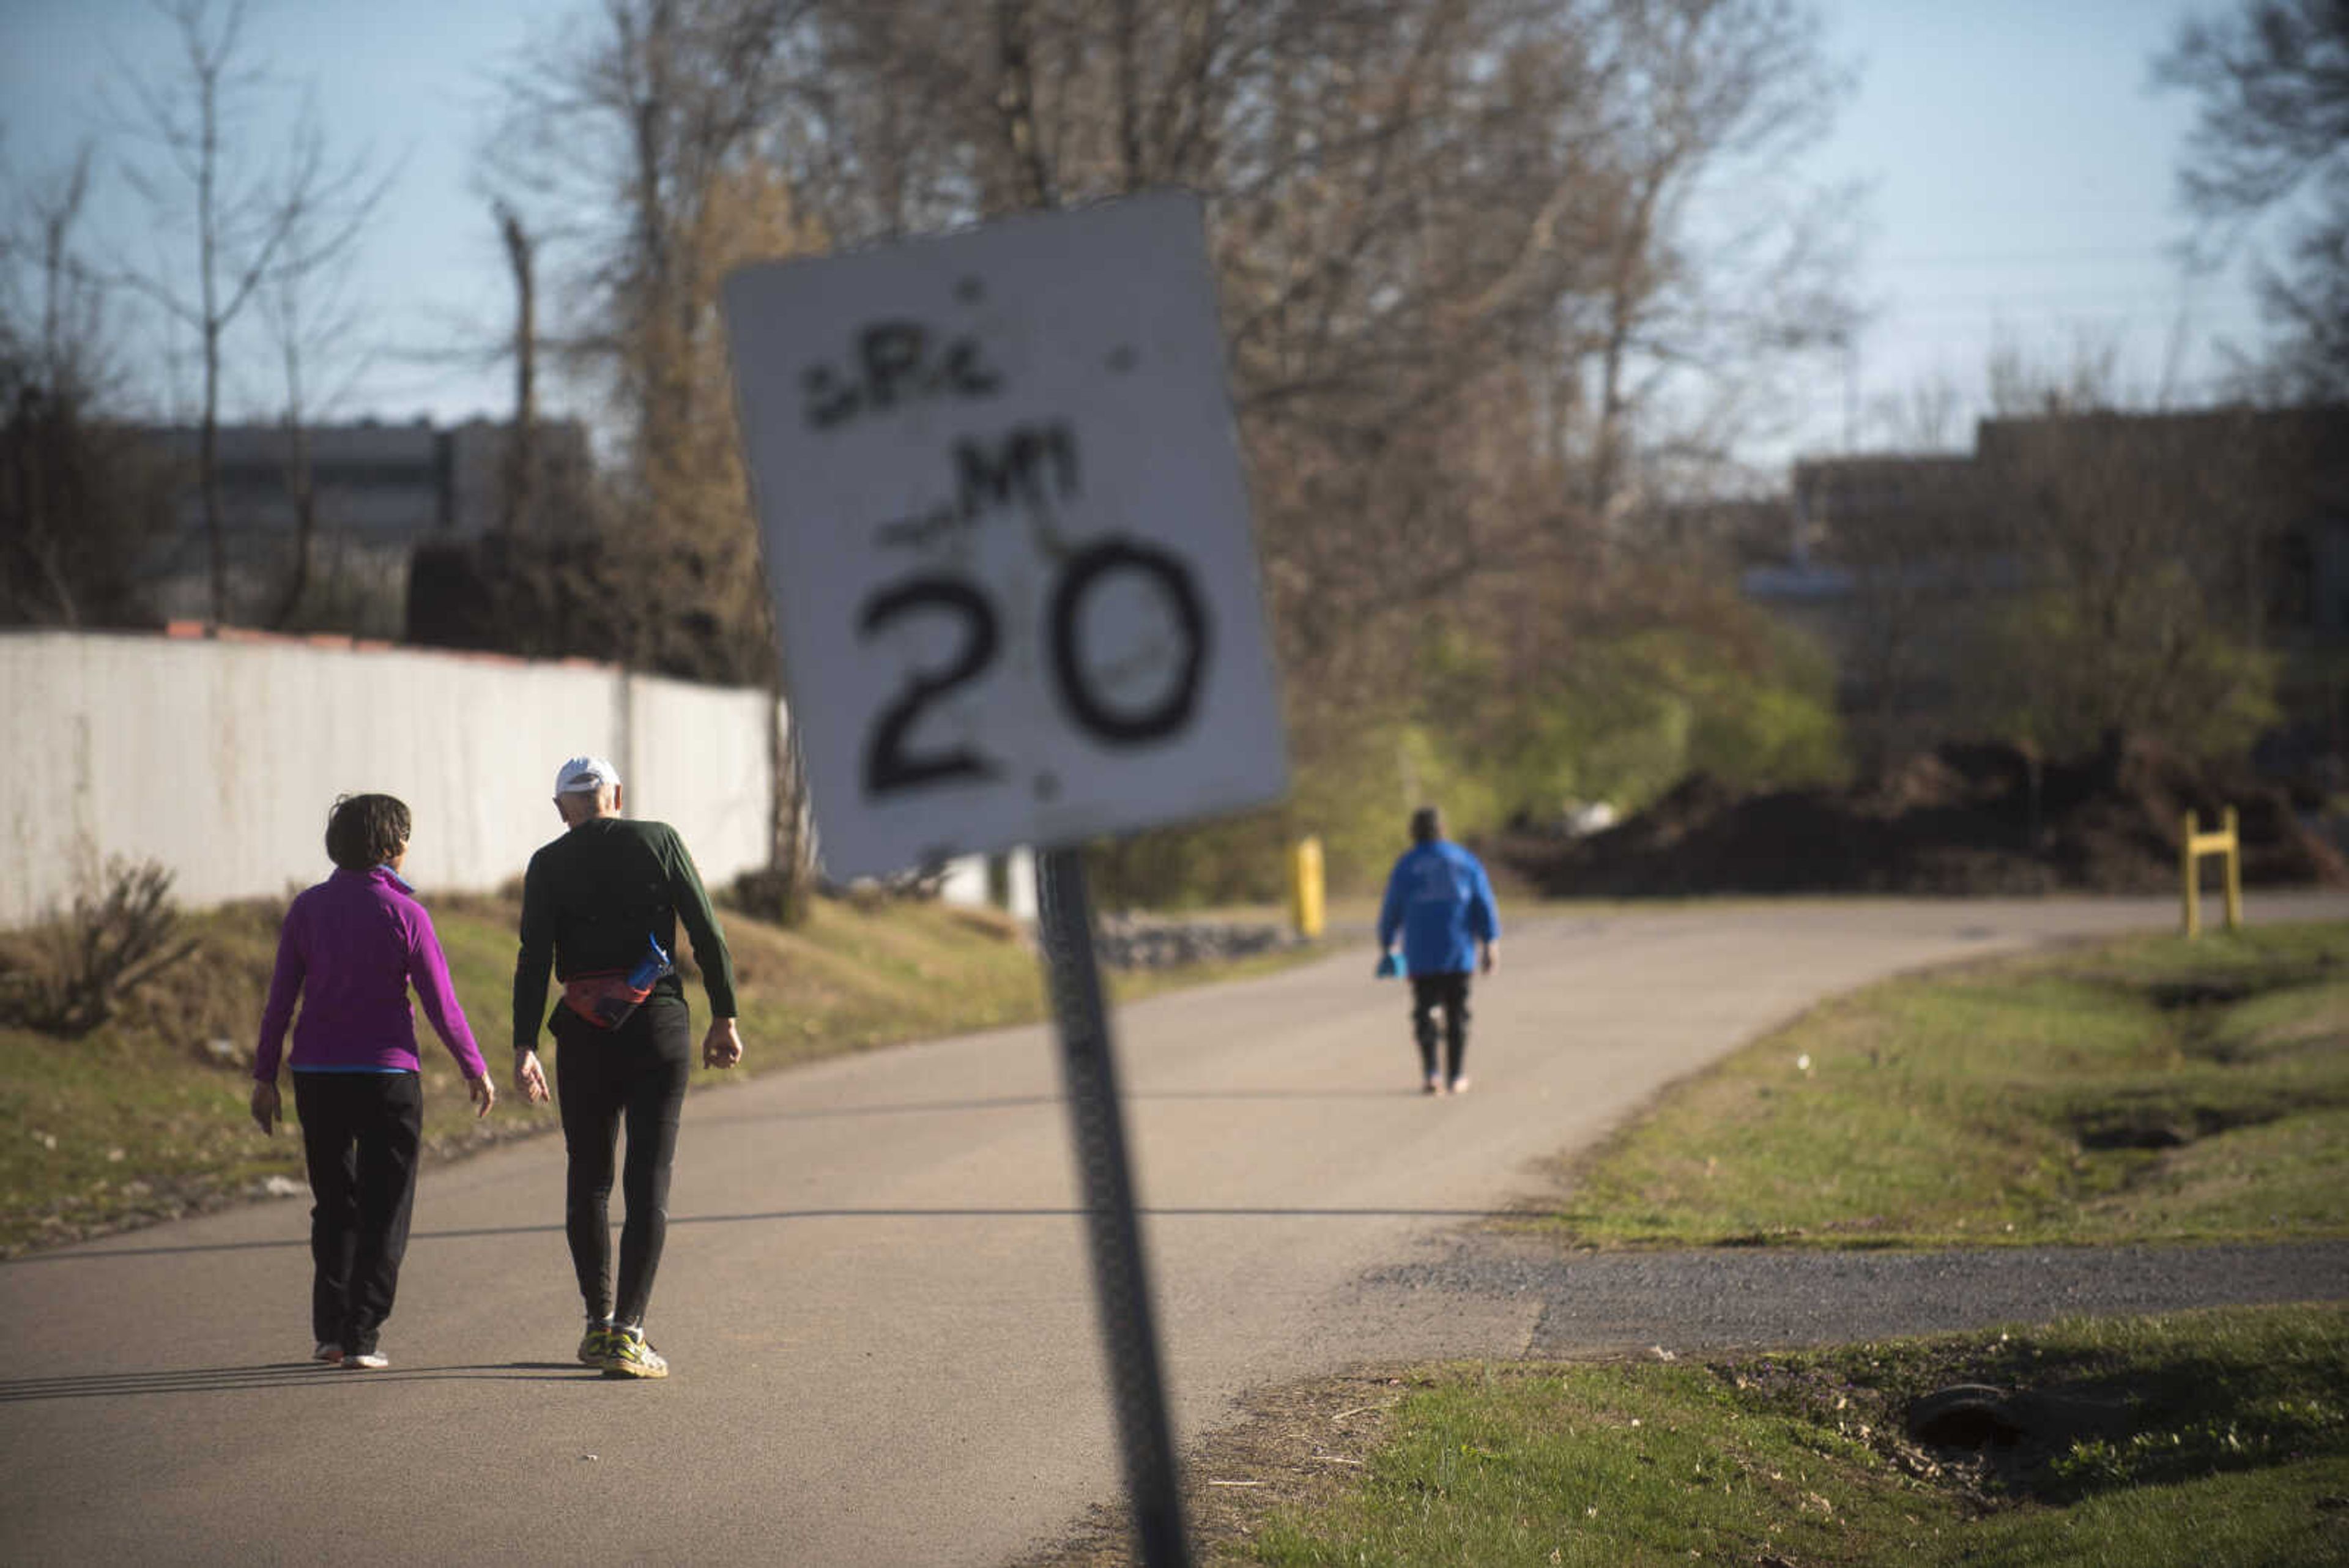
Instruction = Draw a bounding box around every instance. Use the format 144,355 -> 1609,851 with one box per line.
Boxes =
1242,1306 -> 2349,1567
1538,921 -> 2349,1249
0,891 -> 1315,1256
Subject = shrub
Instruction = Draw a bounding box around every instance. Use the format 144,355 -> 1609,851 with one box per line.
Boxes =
0,860 -> 201,1037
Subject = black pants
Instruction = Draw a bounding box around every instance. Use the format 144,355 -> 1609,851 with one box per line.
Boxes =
554,995 -> 692,1326
1409,972 -> 1472,1082
292,1070 -> 423,1354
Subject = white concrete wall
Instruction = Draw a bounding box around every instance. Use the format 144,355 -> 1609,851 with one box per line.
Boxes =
620,669 -> 776,890
932,850 -> 1036,918
1,631 -> 777,927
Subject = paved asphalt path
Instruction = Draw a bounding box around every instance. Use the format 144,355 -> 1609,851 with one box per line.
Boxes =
5,893 -> 2345,1566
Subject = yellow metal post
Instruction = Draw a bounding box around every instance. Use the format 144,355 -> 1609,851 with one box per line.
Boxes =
2222,805 -> 2243,932
1288,836 -> 1325,940
2180,807 -> 2244,938
2182,809 -> 2200,938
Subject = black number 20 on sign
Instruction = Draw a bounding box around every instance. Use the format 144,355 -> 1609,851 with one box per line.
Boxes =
856,538 -> 1210,799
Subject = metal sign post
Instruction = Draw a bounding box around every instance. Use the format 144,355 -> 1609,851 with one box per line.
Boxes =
1034,844 -> 1191,1567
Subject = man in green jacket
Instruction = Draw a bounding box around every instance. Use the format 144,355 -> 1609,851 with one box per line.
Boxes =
512,754 -> 744,1378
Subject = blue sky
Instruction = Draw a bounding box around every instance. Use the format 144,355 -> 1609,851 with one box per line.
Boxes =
0,0 -> 2284,471
1802,0 -> 2273,445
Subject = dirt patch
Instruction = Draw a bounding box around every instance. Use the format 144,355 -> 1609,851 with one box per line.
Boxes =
2069,1098 -> 2298,1151
1497,735 -> 2348,898
1009,1368 -> 1408,1567
2146,978 -> 2263,1009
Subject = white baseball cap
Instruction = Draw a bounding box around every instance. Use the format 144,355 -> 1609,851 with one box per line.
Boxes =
555,754 -> 622,794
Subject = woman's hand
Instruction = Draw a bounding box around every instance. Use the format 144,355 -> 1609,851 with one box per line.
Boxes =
514,1048 -> 551,1105
250,1081 -> 281,1136
468,1072 -> 497,1119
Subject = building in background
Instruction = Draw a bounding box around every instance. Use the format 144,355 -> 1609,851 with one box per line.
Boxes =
1743,450 -> 2019,767
1746,406 -> 2349,773
135,417 -> 593,635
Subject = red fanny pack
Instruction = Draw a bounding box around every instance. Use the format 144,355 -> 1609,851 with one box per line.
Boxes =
560,972 -> 655,1030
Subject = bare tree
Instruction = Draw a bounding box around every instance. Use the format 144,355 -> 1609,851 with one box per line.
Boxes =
489,1 -> 807,431
256,100 -> 388,630
1,139 -> 177,627
11,147 -> 107,403
2158,0 -> 2349,401
495,198 -> 540,537
489,0 -> 812,625
1866,371 -> 1968,451
786,1 -> 1860,875
488,0 -> 825,905
111,0 -> 384,626
483,0 -> 1861,890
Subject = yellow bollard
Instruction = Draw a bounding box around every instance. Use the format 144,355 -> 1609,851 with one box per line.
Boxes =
2183,809 -> 2200,938
2222,805 -> 2243,932
1288,836 -> 1326,940
2180,808 -> 2243,938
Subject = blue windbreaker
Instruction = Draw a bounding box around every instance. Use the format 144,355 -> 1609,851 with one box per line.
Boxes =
1376,840 -> 1500,976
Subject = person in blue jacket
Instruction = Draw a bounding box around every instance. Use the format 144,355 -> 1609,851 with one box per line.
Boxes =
1376,806 -> 1501,1095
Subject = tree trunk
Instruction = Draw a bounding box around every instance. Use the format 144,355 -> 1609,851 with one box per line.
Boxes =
768,689 -> 815,924
994,0 -> 1059,209
499,202 -> 538,536
198,39 -> 226,630
267,414 -> 316,628
201,330 -> 226,626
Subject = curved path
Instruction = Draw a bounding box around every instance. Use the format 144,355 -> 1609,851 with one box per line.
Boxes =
3,893 -> 2343,1566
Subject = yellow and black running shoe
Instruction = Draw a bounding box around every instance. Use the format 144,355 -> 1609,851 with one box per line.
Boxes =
601,1326 -> 669,1379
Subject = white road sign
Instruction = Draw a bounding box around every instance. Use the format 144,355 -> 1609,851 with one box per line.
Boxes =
722,191 -> 1289,881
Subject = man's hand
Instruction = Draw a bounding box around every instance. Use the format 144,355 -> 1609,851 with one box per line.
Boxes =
513,1048 -> 551,1105
468,1072 -> 497,1119
250,1081 -> 280,1136
702,1017 -> 743,1070
1479,942 -> 1498,976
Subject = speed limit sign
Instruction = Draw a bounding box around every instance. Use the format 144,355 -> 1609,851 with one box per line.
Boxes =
722,191 -> 1289,880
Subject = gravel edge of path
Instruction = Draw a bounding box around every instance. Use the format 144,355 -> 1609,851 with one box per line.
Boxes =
1368,1231 -> 2349,1356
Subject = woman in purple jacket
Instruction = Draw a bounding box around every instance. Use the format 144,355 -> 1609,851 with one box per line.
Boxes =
251,794 -> 494,1369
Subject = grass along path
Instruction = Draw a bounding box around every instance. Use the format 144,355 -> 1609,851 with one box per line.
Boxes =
1028,921 -> 2349,1567
1538,920 -> 2349,1250
1205,1306 -> 2349,1568
0,891 -> 1312,1257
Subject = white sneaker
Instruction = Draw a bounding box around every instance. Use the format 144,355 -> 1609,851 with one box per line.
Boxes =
1423,1072 -> 1443,1095
1447,1076 -> 1471,1096
343,1350 -> 389,1370
313,1342 -> 343,1365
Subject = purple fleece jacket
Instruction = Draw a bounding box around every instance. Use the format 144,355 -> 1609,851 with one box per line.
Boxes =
254,866 -> 488,1082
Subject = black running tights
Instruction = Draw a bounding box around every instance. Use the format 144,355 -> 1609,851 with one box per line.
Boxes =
554,997 -> 692,1326
1409,972 -> 1472,1082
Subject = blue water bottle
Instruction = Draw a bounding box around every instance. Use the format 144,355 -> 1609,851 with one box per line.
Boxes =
590,934 -> 672,1025
628,933 -> 672,992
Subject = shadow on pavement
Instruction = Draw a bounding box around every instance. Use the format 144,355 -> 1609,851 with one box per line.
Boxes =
6,1203 -> 1523,1263
0,1360 -> 603,1403
691,1085 -> 1435,1127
